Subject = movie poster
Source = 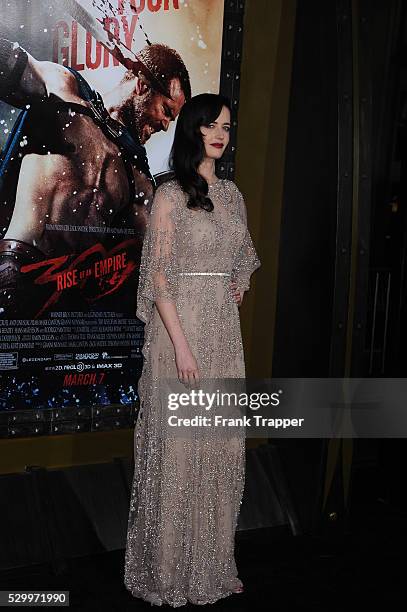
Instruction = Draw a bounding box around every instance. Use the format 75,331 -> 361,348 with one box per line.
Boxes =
0,0 -> 224,415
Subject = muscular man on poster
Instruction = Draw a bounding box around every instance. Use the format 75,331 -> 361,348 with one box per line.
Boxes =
0,38 -> 191,316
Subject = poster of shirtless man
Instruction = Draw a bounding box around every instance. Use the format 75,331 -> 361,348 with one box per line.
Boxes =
0,1 -> 191,319
0,0 -> 224,413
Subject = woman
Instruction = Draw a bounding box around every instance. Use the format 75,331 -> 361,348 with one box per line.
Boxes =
124,93 -> 261,606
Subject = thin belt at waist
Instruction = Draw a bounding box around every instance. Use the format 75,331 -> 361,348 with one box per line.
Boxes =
177,272 -> 231,276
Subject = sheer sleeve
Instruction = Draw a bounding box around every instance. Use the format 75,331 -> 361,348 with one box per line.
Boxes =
231,184 -> 261,292
136,183 -> 179,325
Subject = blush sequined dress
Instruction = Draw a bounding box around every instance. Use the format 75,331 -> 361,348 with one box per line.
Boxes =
124,178 -> 261,607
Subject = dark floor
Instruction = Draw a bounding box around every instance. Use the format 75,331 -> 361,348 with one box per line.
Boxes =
0,494 -> 406,611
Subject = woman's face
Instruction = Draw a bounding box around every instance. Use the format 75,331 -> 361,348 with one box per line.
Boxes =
200,105 -> 231,160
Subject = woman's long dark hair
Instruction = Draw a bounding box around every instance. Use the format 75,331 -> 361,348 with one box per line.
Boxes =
169,93 -> 231,211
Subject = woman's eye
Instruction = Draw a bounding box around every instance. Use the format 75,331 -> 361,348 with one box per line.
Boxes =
208,123 -> 216,128
224,126 -> 230,132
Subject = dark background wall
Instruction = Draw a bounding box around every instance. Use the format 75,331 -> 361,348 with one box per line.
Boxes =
272,0 -> 338,377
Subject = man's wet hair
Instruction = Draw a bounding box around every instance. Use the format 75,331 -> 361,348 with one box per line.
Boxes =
122,43 -> 191,101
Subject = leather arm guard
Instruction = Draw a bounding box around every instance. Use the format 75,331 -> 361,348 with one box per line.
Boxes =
0,39 -> 28,99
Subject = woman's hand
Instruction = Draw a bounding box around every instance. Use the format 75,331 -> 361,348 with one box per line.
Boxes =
230,280 -> 244,307
175,343 -> 200,386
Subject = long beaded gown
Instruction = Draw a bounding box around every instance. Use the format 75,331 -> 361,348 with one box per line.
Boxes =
124,178 -> 261,607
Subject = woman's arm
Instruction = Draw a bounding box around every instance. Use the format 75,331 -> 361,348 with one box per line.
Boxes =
154,299 -> 200,384
154,299 -> 189,354
231,183 -> 261,300
136,185 -> 200,384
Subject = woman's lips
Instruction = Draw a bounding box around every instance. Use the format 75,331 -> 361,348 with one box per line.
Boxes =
210,143 -> 224,149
